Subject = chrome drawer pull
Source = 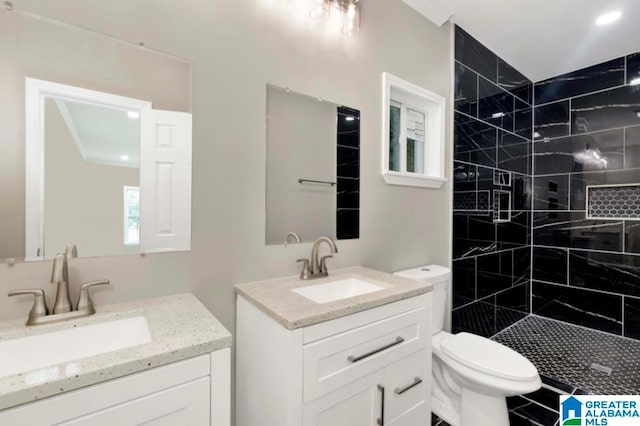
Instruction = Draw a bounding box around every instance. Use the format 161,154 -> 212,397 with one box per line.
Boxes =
347,337 -> 405,363
394,377 -> 422,395
376,384 -> 385,425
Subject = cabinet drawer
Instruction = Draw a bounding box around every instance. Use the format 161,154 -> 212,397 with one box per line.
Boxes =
303,308 -> 427,402
384,349 -> 428,423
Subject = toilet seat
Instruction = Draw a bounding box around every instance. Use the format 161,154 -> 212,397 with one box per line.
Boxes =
441,332 -> 538,382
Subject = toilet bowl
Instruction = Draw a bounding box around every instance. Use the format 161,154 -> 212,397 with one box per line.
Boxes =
395,265 -> 541,426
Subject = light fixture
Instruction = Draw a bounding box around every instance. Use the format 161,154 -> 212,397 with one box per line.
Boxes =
635,110 -> 640,118
345,116 -> 355,121
120,155 -> 129,161
342,0 -> 360,36
630,77 -> 640,86
308,0 -> 360,36
309,0 -> 331,21
595,11 -> 622,26
127,111 -> 140,119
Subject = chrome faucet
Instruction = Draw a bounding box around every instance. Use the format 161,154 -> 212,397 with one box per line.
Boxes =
8,244 -> 110,326
297,236 -> 338,280
284,232 -> 301,246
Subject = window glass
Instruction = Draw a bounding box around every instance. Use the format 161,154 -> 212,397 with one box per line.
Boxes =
389,104 -> 401,172
124,186 -> 140,245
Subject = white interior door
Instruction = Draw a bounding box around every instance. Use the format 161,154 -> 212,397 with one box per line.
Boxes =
140,109 -> 192,253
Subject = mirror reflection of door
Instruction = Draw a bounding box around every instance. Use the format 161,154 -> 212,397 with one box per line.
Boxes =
25,79 -> 192,260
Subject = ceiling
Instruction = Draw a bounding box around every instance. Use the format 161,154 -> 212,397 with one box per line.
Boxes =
403,0 -> 640,82
54,99 -> 140,168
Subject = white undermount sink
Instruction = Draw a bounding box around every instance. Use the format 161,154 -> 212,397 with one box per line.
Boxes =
292,278 -> 384,304
0,315 -> 151,379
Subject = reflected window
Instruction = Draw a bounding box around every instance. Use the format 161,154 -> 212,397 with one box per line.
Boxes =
124,186 -> 140,245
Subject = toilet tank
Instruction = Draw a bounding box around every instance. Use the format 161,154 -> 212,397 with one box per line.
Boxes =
394,265 -> 450,334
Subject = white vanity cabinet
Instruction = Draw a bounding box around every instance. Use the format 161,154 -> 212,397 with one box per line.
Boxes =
236,293 -> 431,426
0,349 -> 230,426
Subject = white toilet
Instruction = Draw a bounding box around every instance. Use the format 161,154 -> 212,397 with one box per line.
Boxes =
395,265 -> 541,426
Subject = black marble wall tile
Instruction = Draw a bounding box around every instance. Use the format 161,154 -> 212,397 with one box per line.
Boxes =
572,85 -> 640,134
455,62 -> 478,116
569,250 -> 640,297
523,387 -> 562,413
626,53 -> 640,85
625,297 -> 640,340
514,98 -> 533,140
336,178 -> 359,209
497,211 -> 530,247
479,77 -> 514,131
452,298 -> 495,338
534,100 -> 570,140
498,131 -> 530,174
535,57 -> 625,105
453,213 -> 470,259
533,175 -> 569,210
625,221 -> 640,253
453,258 -> 476,308
533,212 -> 623,251
533,129 -> 624,175
469,214 -> 496,244
337,146 -> 359,178
533,247 -> 568,284
336,209 -> 358,239
337,106 -> 360,148
513,175 -> 532,211
496,281 -> 530,313
455,26 -> 497,83
477,251 -> 513,298
624,125 -> 640,168
498,58 -> 533,104
513,247 -> 531,285
454,112 -> 497,168
532,281 -> 623,335
569,169 -> 640,210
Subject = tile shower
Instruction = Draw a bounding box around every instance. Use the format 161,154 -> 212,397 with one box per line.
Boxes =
451,25 -> 640,426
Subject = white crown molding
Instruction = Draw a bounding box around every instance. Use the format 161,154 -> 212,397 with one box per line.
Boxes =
401,0 -> 454,27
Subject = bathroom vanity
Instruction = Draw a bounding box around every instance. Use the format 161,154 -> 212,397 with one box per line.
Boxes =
235,267 -> 432,426
0,294 -> 232,425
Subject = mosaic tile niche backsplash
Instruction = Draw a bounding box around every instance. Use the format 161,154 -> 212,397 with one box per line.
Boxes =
453,25 -> 640,342
452,26 -> 533,337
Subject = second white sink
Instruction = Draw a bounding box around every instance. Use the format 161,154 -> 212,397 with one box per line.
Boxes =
292,278 -> 384,304
0,315 -> 152,379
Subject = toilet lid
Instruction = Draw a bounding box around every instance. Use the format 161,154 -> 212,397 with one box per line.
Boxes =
441,333 -> 538,382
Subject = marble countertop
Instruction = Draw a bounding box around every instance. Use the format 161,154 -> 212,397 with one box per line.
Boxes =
0,293 -> 232,410
235,266 -> 432,330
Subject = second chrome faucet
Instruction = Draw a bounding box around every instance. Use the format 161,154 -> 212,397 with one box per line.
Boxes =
297,237 -> 338,280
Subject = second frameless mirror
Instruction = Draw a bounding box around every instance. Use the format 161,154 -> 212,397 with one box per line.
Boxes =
265,85 -> 360,245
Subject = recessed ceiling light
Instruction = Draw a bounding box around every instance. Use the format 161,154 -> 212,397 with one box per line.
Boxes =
491,112 -> 506,119
120,155 -> 129,161
595,11 -> 622,26
127,111 -> 140,119
630,77 -> 640,86
345,116 -> 355,121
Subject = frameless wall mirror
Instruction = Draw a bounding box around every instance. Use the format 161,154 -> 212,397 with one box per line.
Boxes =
265,85 -> 360,245
0,8 -> 193,262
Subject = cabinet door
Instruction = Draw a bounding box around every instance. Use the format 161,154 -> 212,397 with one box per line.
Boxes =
383,349 -> 429,423
303,371 -> 383,426
60,378 -> 210,426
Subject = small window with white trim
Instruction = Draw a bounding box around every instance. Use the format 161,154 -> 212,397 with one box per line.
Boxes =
123,186 -> 140,245
383,72 -> 446,188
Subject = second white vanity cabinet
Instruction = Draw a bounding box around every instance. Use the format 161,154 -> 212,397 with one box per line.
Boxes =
236,287 -> 432,426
